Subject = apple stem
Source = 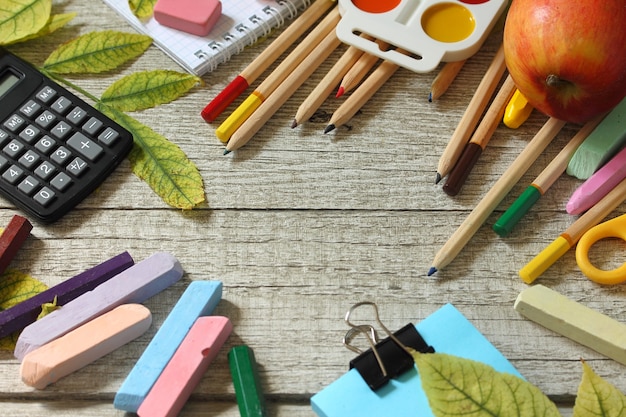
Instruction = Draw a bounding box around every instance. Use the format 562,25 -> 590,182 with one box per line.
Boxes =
546,74 -> 573,89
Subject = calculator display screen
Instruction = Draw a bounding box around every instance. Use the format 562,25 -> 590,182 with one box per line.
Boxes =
0,70 -> 20,99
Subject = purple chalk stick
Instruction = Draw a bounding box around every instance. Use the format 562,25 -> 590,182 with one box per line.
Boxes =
0,251 -> 134,339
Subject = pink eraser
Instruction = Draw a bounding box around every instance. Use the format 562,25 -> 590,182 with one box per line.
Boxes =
20,304 -> 152,390
137,316 -> 232,417
154,0 -> 222,37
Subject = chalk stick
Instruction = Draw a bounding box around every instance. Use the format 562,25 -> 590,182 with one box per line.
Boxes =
515,285 -> 626,366
566,97 -> 626,179
14,252 -> 182,361
229,345 -> 269,417
154,0 -> 222,37
114,280 -> 223,412
0,251 -> 134,339
20,304 -> 152,389
137,316 -> 232,417
0,215 -> 32,275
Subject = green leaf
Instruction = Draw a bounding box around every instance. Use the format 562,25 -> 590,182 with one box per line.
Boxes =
130,0 -> 158,20
7,12 -> 76,44
42,30 -> 152,75
100,70 -> 202,112
0,269 -> 48,351
412,351 -> 561,417
0,0 -> 51,45
98,106 -> 205,209
573,361 -> 626,417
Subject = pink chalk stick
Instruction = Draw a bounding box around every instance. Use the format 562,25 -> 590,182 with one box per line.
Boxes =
137,316 -> 232,417
154,0 -> 222,37
20,304 -> 152,390
567,145 -> 626,215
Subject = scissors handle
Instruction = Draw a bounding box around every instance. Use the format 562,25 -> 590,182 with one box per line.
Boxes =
576,213 -> 626,285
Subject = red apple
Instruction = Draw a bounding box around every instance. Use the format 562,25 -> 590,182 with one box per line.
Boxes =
503,0 -> 626,124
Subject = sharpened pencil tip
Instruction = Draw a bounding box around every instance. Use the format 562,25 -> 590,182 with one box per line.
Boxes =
435,173 -> 442,184
335,87 -> 345,98
223,149 -> 231,155
323,124 -> 336,134
291,119 -> 298,129
427,267 -> 437,276
428,92 -> 433,102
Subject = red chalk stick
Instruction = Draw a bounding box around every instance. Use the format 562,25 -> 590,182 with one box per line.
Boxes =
137,316 -> 232,417
0,251 -> 134,339
0,215 -> 32,275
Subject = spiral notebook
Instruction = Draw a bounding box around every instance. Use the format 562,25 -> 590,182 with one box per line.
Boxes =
102,0 -> 312,75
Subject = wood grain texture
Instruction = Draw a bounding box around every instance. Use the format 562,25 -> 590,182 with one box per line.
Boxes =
1,1 -> 624,415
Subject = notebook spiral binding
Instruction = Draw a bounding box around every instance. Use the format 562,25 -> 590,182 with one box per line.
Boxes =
197,0 -> 311,73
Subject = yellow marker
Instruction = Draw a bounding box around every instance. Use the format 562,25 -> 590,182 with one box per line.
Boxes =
519,236 -> 572,284
215,93 -> 264,142
503,89 -> 533,128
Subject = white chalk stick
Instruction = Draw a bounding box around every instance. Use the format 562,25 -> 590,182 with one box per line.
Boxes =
515,285 -> 626,365
15,252 -> 183,361
137,316 -> 232,417
21,304 -> 152,389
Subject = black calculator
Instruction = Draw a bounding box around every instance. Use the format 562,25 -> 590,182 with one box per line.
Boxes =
0,48 -> 134,223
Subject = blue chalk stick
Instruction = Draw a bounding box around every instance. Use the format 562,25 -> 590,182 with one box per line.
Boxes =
113,280 -> 223,412
311,304 -> 522,417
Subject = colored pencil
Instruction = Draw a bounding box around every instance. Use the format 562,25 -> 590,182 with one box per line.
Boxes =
435,44 -> 506,184
443,74 -> 516,196
428,117 -> 567,276
335,39 -> 383,98
429,59 -> 467,102
200,0 -> 335,122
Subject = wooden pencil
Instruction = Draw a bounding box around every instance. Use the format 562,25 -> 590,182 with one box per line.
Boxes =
215,7 -> 340,142
335,38 -> 384,98
428,117 -> 567,276
443,74 -> 517,196
435,44 -> 506,184
201,0 -> 336,122
225,29 -> 342,153
292,44 -> 364,128
429,59 -> 467,102
324,55 -> 403,133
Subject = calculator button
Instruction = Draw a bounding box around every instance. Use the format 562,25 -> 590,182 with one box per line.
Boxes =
0,129 -> 9,146
50,172 -> 72,191
35,135 -> 56,154
19,124 -> 40,144
50,121 -> 71,139
67,107 -> 87,125
35,161 -> 56,180
0,155 -> 8,170
3,164 -> 24,184
4,114 -> 25,132
4,139 -> 24,158
83,117 -> 103,135
35,110 -> 57,129
20,100 -> 41,117
67,157 -> 88,177
51,146 -> 72,165
18,176 -> 40,195
99,127 -> 121,145
67,132 -> 103,161
18,150 -> 40,169
36,86 -> 57,103
33,186 -> 55,207
51,97 -> 72,115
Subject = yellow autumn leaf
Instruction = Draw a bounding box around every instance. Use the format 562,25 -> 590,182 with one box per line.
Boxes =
573,361 -> 626,417
130,0 -> 158,20
100,70 -> 203,112
11,12 -> 77,44
412,350 -> 561,417
0,0 -> 51,45
42,30 -> 152,74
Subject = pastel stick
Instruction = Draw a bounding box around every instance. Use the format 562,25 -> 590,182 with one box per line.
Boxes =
21,304 -> 152,390
0,215 -> 32,275
566,97 -> 626,179
137,316 -> 232,417
14,252 -> 182,360
0,251 -> 134,339
114,280 -> 223,412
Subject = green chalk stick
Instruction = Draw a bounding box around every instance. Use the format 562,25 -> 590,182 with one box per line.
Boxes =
229,345 -> 268,417
566,97 -> 626,180
493,185 -> 542,237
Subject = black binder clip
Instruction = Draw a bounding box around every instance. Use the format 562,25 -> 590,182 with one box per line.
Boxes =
343,301 -> 434,391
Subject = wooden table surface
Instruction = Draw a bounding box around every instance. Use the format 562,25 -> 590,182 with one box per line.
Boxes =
1,1 -> 624,416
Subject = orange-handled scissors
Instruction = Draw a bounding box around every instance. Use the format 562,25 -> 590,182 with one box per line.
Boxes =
576,213 -> 626,285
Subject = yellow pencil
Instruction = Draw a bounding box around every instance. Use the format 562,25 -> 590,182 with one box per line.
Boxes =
215,6 -> 340,142
225,29 -> 342,153
435,44 -> 506,184
429,59 -> 467,102
428,117 -> 567,276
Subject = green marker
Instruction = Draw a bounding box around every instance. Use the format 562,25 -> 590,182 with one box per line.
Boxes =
229,345 -> 268,417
